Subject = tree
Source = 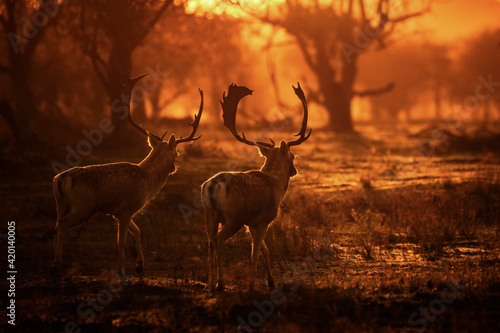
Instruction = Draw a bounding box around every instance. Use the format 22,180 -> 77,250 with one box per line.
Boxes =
133,7 -> 243,127
77,0 -> 173,140
244,0 -> 430,132
359,41 -> 451,122
0,0 -> 62,146
451,28 -> 500,124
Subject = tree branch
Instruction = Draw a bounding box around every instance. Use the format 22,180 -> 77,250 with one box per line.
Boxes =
296,36 -> 318,73
80,1 -> 109,87
90,53 -> 109,88
354,82 -> 394,97
133,0 -> 174,49
89,38 -> 109,88
0,13 -> 6,29
348,0 -> 354,16
358,0 -> 367,24
24,0 -> 66,66
264,29 -> 284,108
391,9 -> 430,24
371,1 -> 430,49
305,88 -> 322,105
1,0 -> 15,35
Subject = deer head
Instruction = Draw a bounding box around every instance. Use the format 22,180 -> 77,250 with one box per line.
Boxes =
220,82 -> 311,178
122,72 -> 203,173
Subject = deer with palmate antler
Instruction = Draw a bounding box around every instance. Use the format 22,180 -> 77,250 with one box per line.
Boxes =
201,83 -> 311,292
51,73 -> 203,276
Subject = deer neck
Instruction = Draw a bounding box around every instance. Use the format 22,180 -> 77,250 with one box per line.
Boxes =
139,149 -> 174,197
260,158 -> 290,201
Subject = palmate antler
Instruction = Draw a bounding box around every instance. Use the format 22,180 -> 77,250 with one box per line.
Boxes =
221,84 -> 275,148
221,83 -> 311,148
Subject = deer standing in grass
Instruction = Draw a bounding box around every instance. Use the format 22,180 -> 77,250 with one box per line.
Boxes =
201,83 -> 311,292
51,73 -> 203,276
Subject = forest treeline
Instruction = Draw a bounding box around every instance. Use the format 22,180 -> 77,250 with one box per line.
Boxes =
0,0 -> 499,151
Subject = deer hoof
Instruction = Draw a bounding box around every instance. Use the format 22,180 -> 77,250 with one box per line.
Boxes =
136,262 -> 144,274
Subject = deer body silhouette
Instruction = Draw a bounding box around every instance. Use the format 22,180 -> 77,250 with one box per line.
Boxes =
202,83 -> 311,292
51,74 -> 203,276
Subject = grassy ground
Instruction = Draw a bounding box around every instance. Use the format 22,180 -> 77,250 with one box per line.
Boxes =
1,128 -> 499,332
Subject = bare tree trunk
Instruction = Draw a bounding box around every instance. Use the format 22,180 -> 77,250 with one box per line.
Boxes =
3,56 -> 41,146
0,100 -> 38,147
2,25 -> 41,146
323,88 -> 354,132
9,66 -> 37,121
104,45 -> 138,144
315,57 -> 356,132
133,98 -> 148,125
0,0 -> 60,149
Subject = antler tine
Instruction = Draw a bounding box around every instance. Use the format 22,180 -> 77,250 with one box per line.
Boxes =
120,71 -> 163,141
176,89 -> 204,145
121,70 -> 148,95
255,137 -> 275,148
221,84 -> 275,149
287,82 -> 312,147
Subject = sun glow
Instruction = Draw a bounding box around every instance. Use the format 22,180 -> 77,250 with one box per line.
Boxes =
184,0 -> 285,17
184,0 -> 425,22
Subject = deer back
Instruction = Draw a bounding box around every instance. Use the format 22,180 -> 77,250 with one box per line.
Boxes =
55,162 -> 151,217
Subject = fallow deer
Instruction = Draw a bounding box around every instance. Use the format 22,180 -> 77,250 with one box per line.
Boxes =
51,73 -> 203,276
201,83 -> 311,292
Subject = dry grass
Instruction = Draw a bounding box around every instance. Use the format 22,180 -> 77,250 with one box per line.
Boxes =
1,134 -> 499,332
269,177 -> 500,263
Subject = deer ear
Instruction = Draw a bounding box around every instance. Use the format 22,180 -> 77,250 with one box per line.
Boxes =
168,134 -> 176,148
258,145 -> 269,156
279,140 -> 288,154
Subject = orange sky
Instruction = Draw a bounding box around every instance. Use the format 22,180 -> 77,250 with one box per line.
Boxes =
186,0 -> 500,43
176,0 -> 500,123
419,0 -> 500,42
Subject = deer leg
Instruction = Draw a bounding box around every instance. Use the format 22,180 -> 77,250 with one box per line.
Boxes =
261,240 -> 275,289
205,209 -> 219,293
117,216 -> 132,276
51,211 -> 92,276
249,225 -> 267,292
128,220 -> 144,275
249,228 -> 275,289
214,221 -> 241,291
